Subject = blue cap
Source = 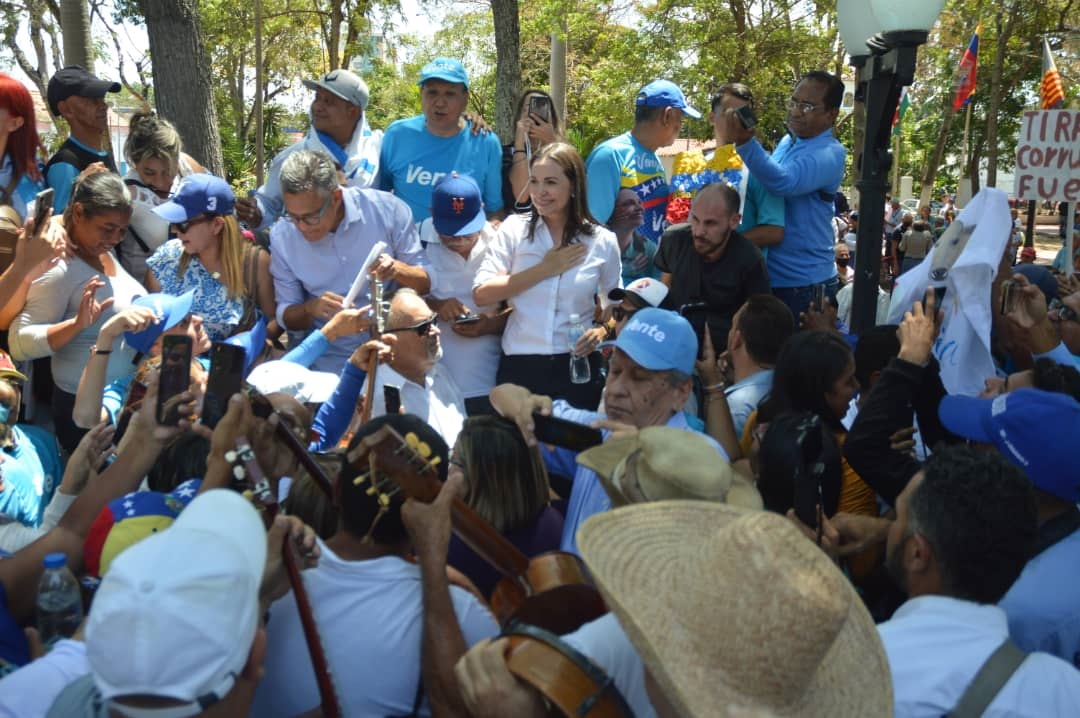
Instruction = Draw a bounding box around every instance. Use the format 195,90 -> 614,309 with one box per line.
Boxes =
153,175 -> 236,223
418,57 -> 469,89
605,308 -> 698,376
939,388 -> 1080,502
43,552 -> 67,569
1012,265 -> 1058,302
430,174 -> 485,237
636,79 -> 701,119
124,291 -> 195,355
225,316 -> 267,373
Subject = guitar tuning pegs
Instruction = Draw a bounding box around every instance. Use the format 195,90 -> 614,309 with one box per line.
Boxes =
404,432 -> 420,449
242,489 -> 254,502
415,441 -> 432,459
378,493 -> 391,507
366,485 -> 378,496
352,472 -> 369,487
427,456 -> 441,468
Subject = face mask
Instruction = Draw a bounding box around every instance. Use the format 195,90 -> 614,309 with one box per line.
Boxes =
836,257 -> 850,268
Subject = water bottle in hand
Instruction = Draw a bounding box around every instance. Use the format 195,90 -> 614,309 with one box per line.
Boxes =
36,553 -> 83,647
568,313 -> 591,385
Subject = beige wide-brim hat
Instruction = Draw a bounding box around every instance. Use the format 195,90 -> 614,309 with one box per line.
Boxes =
578,502 -> 892,717
576,426 -> 762,510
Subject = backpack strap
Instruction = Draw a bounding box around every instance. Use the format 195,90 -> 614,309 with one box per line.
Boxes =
947,639 -> 1027,718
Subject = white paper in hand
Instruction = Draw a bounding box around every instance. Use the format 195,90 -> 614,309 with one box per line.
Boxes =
344,241 -> 388,308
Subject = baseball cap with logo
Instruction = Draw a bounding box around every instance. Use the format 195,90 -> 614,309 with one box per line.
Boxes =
124,290 -> 195,355
153,174 -> 236,224
0,349 -> 27,384
603,307 -> 697,376
938,387 -> 1080,502
608,278 -> 668,308
85,489 -> 266,715
302,68 -> 369,110
418,57 -> 469,89
47,65 -> 120,117
635,79 -> 701,119
430,173 -> 485,237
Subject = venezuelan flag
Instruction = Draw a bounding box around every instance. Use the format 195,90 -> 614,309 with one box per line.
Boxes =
1041,37 -> 1065,110
952,23 -> 981,111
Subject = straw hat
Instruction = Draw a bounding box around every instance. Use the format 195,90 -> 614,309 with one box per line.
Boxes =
577,502 -> 892,717
575,427 -> 762,510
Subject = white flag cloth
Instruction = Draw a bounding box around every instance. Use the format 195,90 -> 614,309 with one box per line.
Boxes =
887,187 -> 1011,396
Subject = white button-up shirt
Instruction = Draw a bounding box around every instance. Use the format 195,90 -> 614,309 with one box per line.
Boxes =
474,214 -> 621,356
361,362 -> 465,448
269,186 -> 428,373
877,594 -> 1080,717
422,220 -> 502,399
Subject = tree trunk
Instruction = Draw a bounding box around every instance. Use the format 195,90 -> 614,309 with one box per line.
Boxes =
984,3 -> 1018,188
60,0 -> 93,70
137,0 -> 225,175
919,100 -> 957,205
490,0 -> 522,144
549,27 -> 567,126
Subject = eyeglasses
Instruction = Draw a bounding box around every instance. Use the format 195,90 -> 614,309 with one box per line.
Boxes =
786,98 -> 821,115
283,192 -> 334,226
172,215 -> 215,234
386,314 -> 438,336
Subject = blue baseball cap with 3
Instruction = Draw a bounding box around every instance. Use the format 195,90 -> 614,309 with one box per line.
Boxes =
153,175 -> 236,224
605,307 -> 698,376
418,58 -> 469,89
938,388 -> 1080,502
124,291 -> 195,355
431,174 -> 485,237
636,79 -> 701,119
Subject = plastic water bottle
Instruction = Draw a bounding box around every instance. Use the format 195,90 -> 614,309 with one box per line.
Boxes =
568,313 -> 591,385
36,553 -> 83,646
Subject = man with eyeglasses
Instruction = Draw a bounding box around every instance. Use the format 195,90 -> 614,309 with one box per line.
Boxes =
722,71 -> 847,322
269,149 -> 430,374
344,288 -> 466,447
606,277 -> 668,338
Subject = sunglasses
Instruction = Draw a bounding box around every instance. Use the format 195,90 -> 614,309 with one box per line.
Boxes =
172,215 -> 215,234
612,305 -> 641,322
386,314 -> 438,336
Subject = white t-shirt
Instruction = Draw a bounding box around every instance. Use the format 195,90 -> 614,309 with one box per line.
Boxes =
474,214 -> 622,356
421,221 -> 502,399
563,613 -> 656,718
0,639 -> 89,718
361,363 -> 466,449
251,541 -> 498,718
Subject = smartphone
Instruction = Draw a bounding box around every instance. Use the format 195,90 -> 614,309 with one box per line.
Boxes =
792,423 -> 825,530
453,314 -> 481,325
114,381 -> 147,444
1000,280 -> 1016,316
678,302 -> 710,359
384,384 -> 402,415
201,342 -> 247,429
528,95 -> 551,123
532,412 -> 604,452
811,284 -> 826,311
156,335 -> 193,425
32,188 -> 54,237
735,104 -> 757,130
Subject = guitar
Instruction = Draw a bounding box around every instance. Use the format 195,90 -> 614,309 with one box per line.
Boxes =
243,385 -> 335,501
347,425 -> 607,635
231,436 -> 343,718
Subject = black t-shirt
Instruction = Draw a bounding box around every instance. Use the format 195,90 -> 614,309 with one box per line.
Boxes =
654,223 -> 770,351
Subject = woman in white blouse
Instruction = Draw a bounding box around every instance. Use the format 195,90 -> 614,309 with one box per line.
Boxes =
9,172 -> 143,453
474,142 -> 620,409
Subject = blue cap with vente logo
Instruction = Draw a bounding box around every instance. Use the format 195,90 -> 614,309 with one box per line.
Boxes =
153,175 -> 236,224
124,291 -> 195,355
431,174 -> 485,237
635,80 -> 701,119
603,307 -> 698,376
418,58 -> 469,89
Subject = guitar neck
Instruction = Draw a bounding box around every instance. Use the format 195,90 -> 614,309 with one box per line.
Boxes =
273,421 -> 334,500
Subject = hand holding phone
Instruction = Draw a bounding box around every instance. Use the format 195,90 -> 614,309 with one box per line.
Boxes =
528,95 -> 551,123
734,104 -> 757,130
453,314 -> 481,325
156,335 -> 193,425
531,412 -> 604,452
32,188 -> 54,238
384,384 -> 402,415
201,342 -> 247,429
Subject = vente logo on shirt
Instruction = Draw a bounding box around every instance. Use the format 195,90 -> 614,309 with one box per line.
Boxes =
406,164 -> 451,187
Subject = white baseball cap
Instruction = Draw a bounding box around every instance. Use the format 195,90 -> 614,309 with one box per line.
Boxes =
608,277 -> 669,308
247,360 -> 340,404
86,490 -> 266,716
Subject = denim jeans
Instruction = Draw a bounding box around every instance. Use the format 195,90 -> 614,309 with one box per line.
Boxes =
772,276 -> 840,326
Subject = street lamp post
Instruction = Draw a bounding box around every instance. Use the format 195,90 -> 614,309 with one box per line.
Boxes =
838,0 -> 945,334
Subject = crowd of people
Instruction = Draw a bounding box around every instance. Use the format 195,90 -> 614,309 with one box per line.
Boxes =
0,55 -> 1077,717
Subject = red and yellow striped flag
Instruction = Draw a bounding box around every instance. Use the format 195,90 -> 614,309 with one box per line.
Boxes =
1041,37 -> 1065,110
